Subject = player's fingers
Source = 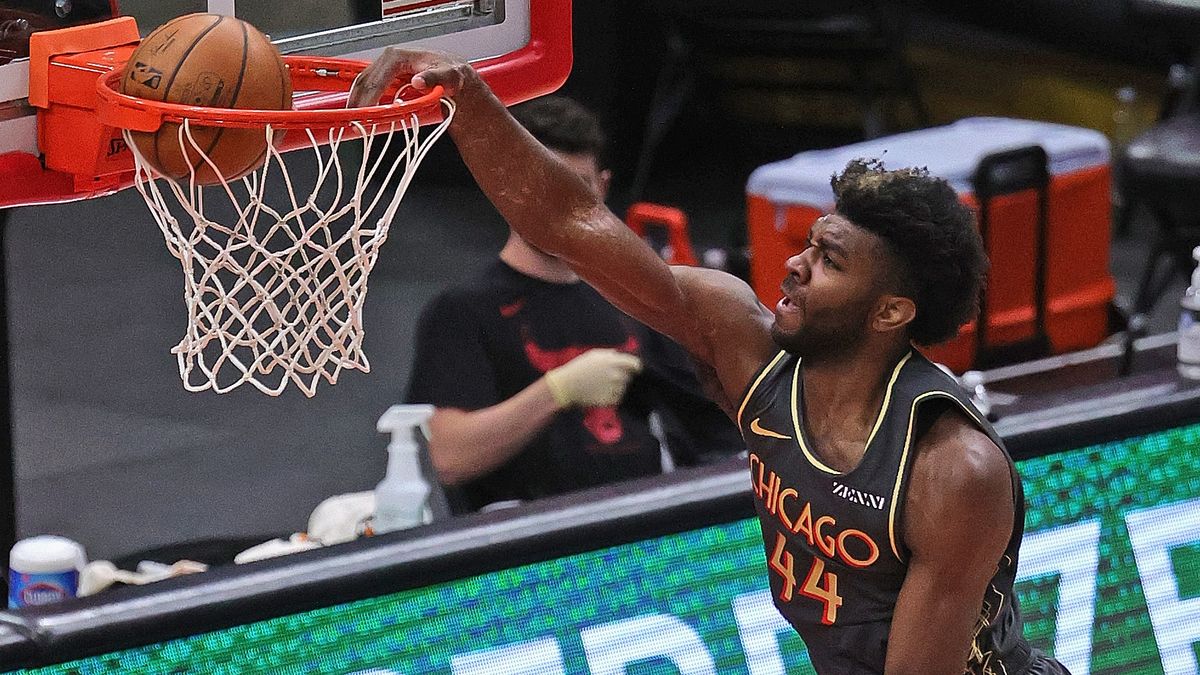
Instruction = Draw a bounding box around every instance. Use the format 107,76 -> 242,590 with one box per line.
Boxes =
410,66 -> 468,96
348,48 -> 408,107
348,48 -> 467,106
384,48 -> 470,94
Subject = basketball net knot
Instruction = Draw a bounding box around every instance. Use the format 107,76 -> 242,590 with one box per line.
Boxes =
125,98 -> 456,396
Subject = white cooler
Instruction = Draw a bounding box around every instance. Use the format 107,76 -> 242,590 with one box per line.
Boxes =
745,117 -> 1115,371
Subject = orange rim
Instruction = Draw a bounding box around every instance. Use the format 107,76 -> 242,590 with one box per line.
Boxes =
96,55 -> 445,132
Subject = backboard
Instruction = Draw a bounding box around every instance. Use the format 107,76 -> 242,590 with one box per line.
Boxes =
0,0 -> 571,207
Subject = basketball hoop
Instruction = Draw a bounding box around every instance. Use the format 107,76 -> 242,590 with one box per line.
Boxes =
96,55 -> 455,397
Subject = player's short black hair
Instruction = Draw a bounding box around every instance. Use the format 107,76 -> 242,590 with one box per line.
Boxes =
831,158 -> 989,346
510,95 -> 607,165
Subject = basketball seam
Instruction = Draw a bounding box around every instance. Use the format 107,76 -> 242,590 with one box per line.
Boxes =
123,18 -> 192,175
260,39 -> 291,178
155,14 -> 224,176
244,45 -> 279,181
277,43 -> 289,110
199,20 -> 251,174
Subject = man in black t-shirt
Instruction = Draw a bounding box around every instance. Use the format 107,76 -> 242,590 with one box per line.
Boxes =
405,96 -> 741,514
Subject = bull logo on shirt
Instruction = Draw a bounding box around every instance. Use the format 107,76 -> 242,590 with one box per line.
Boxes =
523,333 -> 640,444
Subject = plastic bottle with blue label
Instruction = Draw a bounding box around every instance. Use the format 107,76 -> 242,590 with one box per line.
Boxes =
8,535 -> 87,608
1179,245 -> 1200,380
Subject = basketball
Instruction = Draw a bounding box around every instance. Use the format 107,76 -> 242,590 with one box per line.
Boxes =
120,13 -> 292,185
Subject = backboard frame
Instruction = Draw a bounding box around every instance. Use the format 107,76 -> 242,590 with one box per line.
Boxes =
0,0 -> 571,208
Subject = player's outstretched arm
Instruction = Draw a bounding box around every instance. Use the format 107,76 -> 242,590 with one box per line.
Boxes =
884,411 -> 1016,675
351,49 -> 777,396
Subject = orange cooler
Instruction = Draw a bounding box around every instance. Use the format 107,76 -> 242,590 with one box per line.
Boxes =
745,117 -> 1115,372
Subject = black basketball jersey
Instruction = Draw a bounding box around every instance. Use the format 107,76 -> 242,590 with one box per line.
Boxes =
737,349 -> 1043,675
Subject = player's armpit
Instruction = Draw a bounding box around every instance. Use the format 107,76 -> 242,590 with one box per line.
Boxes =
884,411 -> 1015,675
668,265 -> 778,403
685,353 -> 738,421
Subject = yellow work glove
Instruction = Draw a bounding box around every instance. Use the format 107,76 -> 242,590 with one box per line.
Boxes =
543,348 -> 643,408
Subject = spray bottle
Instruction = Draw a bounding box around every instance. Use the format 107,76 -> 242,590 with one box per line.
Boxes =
1179,246 -> 1200,380
374,404 -> 436,534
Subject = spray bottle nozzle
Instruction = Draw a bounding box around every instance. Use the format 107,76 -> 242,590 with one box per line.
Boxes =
377,404 -> 435,435
378,404 -> 434,443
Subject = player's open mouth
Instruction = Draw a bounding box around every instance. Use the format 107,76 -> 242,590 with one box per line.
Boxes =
776,292 -> 801,316
776,277 -> 802,315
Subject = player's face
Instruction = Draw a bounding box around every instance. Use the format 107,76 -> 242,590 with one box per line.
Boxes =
771,214 -> 890,358
553,151 -> 612,200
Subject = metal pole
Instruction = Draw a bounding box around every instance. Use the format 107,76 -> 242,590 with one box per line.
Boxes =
0,208 -> 14,599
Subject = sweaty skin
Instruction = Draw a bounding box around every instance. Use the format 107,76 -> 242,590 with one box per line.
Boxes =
350,50 -> 1016,675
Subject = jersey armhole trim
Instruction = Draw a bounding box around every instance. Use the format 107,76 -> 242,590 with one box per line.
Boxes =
736,349 -> 789,429
887,390 -> 987,562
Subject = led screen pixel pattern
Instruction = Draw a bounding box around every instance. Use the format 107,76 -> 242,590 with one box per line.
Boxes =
12,423 -> 1200,675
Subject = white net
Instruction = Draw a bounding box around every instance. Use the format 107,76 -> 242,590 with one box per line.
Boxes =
124,99 -> 456,397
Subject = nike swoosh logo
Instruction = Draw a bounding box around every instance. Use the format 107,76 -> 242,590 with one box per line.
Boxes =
750,417 -> 791,439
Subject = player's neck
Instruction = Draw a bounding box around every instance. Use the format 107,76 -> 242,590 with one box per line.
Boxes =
800,342 -> 910,438
499,235 -> 579,284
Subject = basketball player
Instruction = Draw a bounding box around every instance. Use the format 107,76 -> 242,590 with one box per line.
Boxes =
350,51 -> 1070,674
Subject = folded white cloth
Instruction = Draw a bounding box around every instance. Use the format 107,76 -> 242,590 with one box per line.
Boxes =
78,559 -> 208,596
233,534 -> 323,564
233,491 -> 379,565
307,491 -> 376,545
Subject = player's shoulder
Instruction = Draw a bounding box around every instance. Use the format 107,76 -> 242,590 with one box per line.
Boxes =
911,407 -> 1011,500
903,404 -> 1014,562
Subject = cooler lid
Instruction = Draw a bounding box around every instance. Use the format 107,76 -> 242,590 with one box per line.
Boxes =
746,117 -> 1110,208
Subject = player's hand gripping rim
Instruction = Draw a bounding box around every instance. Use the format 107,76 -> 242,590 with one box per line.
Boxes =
347,48 -> 475,108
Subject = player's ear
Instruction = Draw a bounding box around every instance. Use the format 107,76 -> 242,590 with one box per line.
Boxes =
873,295 -> 916,334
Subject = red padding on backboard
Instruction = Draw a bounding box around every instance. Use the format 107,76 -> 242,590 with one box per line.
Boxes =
473,0 -> 573,106
4,0 -> 573,208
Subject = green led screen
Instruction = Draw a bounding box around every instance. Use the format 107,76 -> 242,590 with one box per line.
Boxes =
12,423 -> 1200,674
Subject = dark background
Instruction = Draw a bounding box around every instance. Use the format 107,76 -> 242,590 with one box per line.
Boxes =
2,0 -> 1192,561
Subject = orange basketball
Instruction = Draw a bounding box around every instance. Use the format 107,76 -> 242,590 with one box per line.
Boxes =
120,14 -> 292,185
